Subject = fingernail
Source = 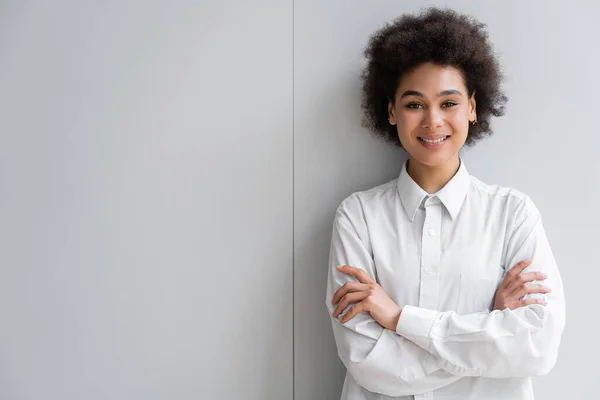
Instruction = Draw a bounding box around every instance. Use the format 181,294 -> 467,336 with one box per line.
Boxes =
541,273 -> 548,278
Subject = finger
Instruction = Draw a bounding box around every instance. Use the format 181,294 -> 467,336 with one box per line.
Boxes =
509,298 -> 548,310
332,282 -> 370,305
336,265 -> 373,284
518,271 -> 548,283
506,271 -> 548,295
336,265 -> 374,284
506,259 -> 533,280
498,260 -> 532,291
511,283 -> 552,299
331,282 -> 370,305
502,260 -> 531,291
332,291 -> 369,318
339,301 -> 367,324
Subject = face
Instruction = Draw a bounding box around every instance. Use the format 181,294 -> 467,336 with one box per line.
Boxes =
388,62 -> 477,168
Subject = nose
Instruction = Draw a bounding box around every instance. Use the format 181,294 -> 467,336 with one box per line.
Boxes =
421,108 -> 444,129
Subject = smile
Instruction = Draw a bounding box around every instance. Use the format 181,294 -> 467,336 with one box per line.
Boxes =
419,136 -> 449,143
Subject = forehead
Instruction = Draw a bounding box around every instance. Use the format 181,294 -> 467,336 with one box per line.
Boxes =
397,62 -> 467,93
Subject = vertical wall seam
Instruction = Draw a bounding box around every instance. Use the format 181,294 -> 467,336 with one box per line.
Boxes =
292,0 -> 295,398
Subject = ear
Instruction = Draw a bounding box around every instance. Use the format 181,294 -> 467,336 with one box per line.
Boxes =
388,97 -> 397,125
468,91 -> 477,122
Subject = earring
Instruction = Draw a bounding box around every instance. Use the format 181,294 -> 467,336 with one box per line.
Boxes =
470,119 -> 478,126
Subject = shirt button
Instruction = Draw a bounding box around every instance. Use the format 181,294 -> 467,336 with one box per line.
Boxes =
428,228 -> 436,236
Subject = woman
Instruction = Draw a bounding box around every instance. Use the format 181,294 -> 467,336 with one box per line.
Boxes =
325,7 -> 566,400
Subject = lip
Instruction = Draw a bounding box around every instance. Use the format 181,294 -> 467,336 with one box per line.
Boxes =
418,135 -> 450,140
418,135 -> 450,150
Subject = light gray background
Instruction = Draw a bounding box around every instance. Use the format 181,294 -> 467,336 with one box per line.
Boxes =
0,1 -> 597,399
0,1 -> 292,399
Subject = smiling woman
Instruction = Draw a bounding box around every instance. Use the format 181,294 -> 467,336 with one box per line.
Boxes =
361,8 -> 507,150
389,62 -> 477,168
325,7 -> 565,400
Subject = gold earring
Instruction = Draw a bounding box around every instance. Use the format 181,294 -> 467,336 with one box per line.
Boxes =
470,119 -> 478,126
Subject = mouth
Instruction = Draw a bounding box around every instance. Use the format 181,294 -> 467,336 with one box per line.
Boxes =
418,135 -> 450,144
418,135 -> 450,149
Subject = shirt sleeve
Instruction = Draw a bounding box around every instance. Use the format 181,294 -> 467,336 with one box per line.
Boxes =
395,195 -> 566,378
326,206 -> 462,397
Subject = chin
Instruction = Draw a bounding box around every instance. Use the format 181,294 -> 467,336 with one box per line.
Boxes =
409,149 -> 460,167
404,136 -> 466,165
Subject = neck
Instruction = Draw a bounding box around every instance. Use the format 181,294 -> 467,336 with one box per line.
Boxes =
407,156 -> 461,194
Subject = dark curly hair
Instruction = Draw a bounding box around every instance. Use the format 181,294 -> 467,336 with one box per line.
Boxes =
361,7 -> 508,148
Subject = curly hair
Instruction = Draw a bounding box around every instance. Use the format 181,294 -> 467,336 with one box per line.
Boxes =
361,7 -> 508,148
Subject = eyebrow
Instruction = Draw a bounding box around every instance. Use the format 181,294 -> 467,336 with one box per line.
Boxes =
400,89 -> 463,98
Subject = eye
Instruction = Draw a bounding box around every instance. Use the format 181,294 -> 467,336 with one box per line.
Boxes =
442,101 -> 458,108
405,103 -> 424,109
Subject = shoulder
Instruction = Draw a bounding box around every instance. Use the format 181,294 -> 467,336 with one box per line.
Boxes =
334,177 -> 397,229
469,174 -> 541,225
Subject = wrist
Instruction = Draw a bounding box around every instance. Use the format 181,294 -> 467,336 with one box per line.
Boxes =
389,307 -> 402,331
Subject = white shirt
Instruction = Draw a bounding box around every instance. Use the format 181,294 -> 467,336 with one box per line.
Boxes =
325,157 -> 566,400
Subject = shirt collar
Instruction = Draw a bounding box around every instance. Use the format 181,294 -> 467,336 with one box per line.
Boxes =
397,157 -> 471,222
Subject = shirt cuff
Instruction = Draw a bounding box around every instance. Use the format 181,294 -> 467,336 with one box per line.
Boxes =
395,305 -> 443,351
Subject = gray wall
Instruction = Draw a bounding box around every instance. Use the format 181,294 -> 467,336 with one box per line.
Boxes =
0,1 -> 292,399
0,1 -> 596,399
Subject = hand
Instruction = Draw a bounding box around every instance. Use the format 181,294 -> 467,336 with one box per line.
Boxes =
493,259 -> 551,311
331,265 -> 402,331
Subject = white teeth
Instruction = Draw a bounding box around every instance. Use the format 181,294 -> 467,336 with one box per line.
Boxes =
420,136 -> 448,144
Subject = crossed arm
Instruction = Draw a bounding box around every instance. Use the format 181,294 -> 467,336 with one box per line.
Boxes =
325,201 -> 565,397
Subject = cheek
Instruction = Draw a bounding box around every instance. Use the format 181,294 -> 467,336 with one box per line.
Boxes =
447,109 -> 470,134
396,112 -> 421,134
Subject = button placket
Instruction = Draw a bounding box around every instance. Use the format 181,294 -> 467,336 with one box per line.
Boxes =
416,199 -> 442,400
419,198 -> 442,311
